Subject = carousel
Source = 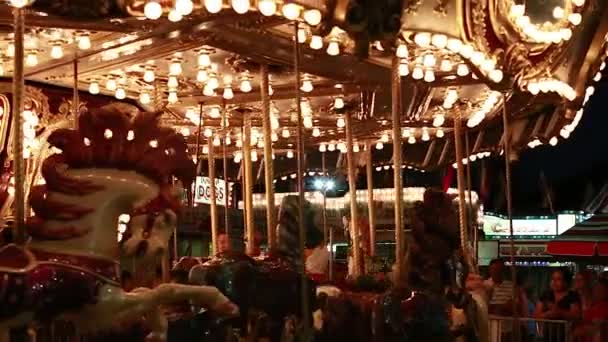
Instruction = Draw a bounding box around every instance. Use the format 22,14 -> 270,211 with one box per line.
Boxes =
0,0 -> 606,341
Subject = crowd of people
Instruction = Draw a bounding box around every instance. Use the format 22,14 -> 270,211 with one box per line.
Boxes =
484,258 -> 608,341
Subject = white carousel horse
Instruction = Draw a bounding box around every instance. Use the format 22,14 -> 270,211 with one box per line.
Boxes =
0,109 -> 237,341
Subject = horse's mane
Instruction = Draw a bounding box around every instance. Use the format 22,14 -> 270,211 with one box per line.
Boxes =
27,109 -> 195,240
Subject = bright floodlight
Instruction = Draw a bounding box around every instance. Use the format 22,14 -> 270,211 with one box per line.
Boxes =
314,179 -> 324,190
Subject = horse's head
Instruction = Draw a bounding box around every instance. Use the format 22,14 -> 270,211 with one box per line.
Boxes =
122,209 -> 176,260
27,108 -> 195,258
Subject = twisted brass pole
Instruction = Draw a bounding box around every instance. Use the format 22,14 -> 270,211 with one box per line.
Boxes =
222,103 -> 230,237
345,111 -> 361,277
242,112 -> 254,255
12,7 -> 25,244
209,142 -> 218,256
260,64 -> 276,250
391,57 -> 404,282
293,21 -> 310,330
453,109 -> 471,269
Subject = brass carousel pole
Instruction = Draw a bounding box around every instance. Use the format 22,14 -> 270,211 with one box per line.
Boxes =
322,152 -> 332,281
222,103 -> 230,236
260,64 -> 276,250
12,6 -> 25,244
345,111 -> 361,277
293,21 -> 310,329
502,104 -> 519,342
366,142 -> 376,257
72,58 -> 79,127
208,141 -> 218,256
391,57 -> 404,282
453,109 -> 471,268
465,132 -> 476,261
242,111 -> 255,255
194,103 -> 203,202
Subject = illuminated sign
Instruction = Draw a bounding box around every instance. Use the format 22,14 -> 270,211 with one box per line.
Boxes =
483,214 -> 557,236
193,177 -> 232,206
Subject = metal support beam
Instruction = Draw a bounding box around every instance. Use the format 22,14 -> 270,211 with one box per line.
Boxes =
391,57 -> 404,282
260,64 -> 276,250
208,142 -> 218,256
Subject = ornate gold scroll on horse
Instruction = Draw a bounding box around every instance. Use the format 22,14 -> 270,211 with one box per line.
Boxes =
0,109 -> 237,341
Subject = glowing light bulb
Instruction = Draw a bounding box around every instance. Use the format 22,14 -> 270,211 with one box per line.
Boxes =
240,78 -> 252,92
205,0 -> 223,13
297,28 -> 307,43
167,76 -> 179,88
282,3 -> 301,20
106,78 -> 117,91
375,142 -> 383,150
436,129 -> 444,138
326,39 -> 340,56
198,53 -> 211,67
231,0 -> 250,14
104,129 -> 113,139
210,107 -> 221,118
422,54 -> 436,67
334,96 -> 344,109
399,61 -> 409,76
408,136 -> 416,144
10,0 -> 30,8
396,43 -> 408,58
433,114 -> 445,127
258,0 -> 276,16
168,91 -> 178,104
223,86 -> 234,99
175,0 -> 194,15
440,59 -> 452,72
168,9 -> 183,22
309,35 -> 323,50
414,32 -> 431,47
552,6 -> 564,19
286,150 -> 294,158
281,128 -> 290,138
568,13 -> 582,26
50,44 -> 63,59
573,0 -> 585,7
336,117 -> 346,128
431,34 -> 448,49
6,43 -> 14,57
203,84 -> 215,96
312,127 -> 320,137
143,69 -> 155,83
301,79 -> 313,92
424,69 -> 435,82
412,66 -> 424,80
380,133 -> 389,143
456,64 -> 469,76
271,132 -> 278,142
204,128 -> 213,138
421,128 -> 430,141
549,137 -> 558,146
89,82 -> 100,95
170,60 -> 182,75
213,136 -> 221,146
303,9 -> 322,26
319,143 -> 326,152
140,92 -> 151,104
77,35 -> 91,50
115,87 -> 126,100
144,1 -> 163,20
25,53 -> 38,67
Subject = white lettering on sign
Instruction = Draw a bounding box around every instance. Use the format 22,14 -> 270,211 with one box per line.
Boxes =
193,176 -> 232,206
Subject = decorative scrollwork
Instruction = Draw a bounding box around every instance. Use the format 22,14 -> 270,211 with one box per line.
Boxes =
405,0 -> 423,14
434,0 -> 450,16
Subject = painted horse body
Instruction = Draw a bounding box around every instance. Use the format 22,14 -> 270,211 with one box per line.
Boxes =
190,195 -> 319,339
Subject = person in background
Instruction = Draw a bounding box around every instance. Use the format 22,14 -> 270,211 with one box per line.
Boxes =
575,270 -> 594,313
217,233 -> 231,255
535,268 -> 581,321
305,237 -> 330,283
574,277 -> 608,342
484,258 -> 517,316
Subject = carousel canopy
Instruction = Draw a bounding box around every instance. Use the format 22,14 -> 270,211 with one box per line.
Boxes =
0,0 -> 606,182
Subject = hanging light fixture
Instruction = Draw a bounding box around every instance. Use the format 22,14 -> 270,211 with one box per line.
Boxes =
76,32 -> 91,50
89,81 -> 100,95
115,87 -> 126,100
169,58 -> 183,75
319,143 -> 326,152
240,74 -> 252,92
312,127 -> 321,137
168,9 -> 183,22
334,95 -> 345,109
198,51 -> 211,68
375,142 -> 384,150
258,0 -> 276,16
25,51 -> 38,67
286,150 -> 294,158
106,77 -> 117,91
50,42 -> 63,59
282,128 -> 290,138
436,128 -> 445,138
432,114 -> 445,127
309,35 -> 323,50
231,0 -> 250,14
144,1 -> 163,20
281,3 -> 301,20
204,0 -> 223,13
301,75 -> 313,92
210,106 -> 221,118
167,76 -> 179,88
139,91 -> 151,104
336,117 -> 345,128
168,91 -> 178,104
326,37 -> 340,56
303,9 -> 322,26
175,0 -> 194,15
399,59 -> 409,76
143,66 -> 155,83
